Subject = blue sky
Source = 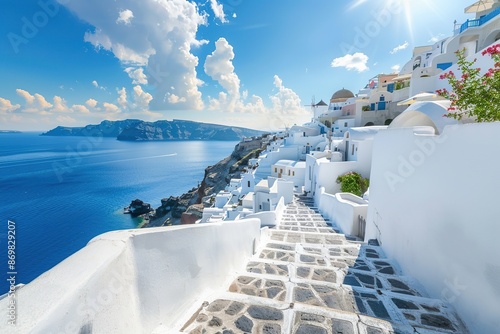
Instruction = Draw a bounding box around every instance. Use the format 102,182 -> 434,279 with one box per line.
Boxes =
0,0 -> 472,131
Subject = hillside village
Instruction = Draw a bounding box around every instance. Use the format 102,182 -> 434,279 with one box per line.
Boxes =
1,1 -> 499,333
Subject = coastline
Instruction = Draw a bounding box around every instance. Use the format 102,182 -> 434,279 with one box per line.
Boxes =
137,135 -> 267,228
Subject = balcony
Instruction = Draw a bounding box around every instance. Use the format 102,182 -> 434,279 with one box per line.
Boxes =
459,7 -> 500,34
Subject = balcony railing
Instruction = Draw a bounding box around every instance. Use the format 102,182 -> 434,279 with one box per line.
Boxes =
459,7 -> 500,34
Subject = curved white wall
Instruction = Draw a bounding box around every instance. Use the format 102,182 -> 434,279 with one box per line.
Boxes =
366,123 -> 500,334
318,189 -> 368,237
0,220 -> 262,333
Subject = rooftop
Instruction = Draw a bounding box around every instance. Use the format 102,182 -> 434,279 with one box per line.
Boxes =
331,88 -> 355,103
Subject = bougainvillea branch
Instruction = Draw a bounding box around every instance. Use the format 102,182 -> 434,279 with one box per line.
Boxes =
436,44 -> 500,122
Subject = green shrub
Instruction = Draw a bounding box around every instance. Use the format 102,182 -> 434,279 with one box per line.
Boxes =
336,172 -> 369,197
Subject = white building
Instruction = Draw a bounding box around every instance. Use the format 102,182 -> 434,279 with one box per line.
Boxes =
395,2 -> 500,98
271,159 -> 306,188
253,178 -> 294,213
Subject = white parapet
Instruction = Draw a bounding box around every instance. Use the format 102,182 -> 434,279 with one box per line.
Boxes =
0,219 -> 262,334
317,189 -> 368,238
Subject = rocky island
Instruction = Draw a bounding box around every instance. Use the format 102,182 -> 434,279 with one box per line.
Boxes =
42,119 -> 264,141
124,199 -> 153,217
140,135 -> 267,227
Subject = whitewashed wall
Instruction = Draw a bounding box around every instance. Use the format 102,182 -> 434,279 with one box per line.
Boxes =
313,160 -> 359,198
0,220 -> 262,334
366,123 -> 500,334
318,189 -> 368,237
255,146 -> 301,179
245,197 -> 285,227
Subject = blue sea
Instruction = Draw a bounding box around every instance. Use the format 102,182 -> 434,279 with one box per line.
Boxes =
0,133 -> 238,293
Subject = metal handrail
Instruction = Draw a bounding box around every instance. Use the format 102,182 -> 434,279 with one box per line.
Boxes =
460,7 -> 500,33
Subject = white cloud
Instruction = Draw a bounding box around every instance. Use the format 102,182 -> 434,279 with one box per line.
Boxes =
209,0 -> 227,23
124,67 -> 148,85
0,97 -> 20,113
15,89 -> 53,113
204,38 -> 268,114
92,80 -> 106,91
103,102 -> 120,113
64,0 -> 206,110
117,9 -> 134,25
133,85 -> 153,110
232,13 -> 237,18
167,93 -> 186,104
390,41 -> 409,54
391,64 -> 401,73
71,104 -> 90,113
204,38 -> 240,99
331,53 -> 369,72
428,33 -> 445,43
86,98 -> 98,109
84,29 -> 152,66
270,75 -> 305,116
202,39 -> 307,123
51,96 -> 70,113
117,87 -> 127,108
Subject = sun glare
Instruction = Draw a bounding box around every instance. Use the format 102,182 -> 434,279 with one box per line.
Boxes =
384,0 -> 442,43
348,0 -> 368,11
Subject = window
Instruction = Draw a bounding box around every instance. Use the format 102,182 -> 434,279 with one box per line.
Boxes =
280,169 -> 283,174
293,171 -> 295,176
274,167 -> 277,173
352,144 -> 355,156
288,170 -> 290,176
247,181 -> 250,188
309,166 -> 312,180
344,122 -> 348,127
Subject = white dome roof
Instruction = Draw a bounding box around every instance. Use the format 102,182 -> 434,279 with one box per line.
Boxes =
389,100 -> 458,134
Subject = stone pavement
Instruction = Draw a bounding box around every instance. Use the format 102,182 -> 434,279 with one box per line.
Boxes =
180,196 -> 468,334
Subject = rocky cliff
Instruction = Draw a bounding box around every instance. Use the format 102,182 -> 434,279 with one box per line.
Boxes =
42,119 -> 264,141
41,119 -> 142,137
143,136 -> 267,227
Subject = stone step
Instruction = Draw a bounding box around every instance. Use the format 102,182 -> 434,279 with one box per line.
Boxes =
180,293 -> 463,334
222,275 -> 466,334
181,296 -> 406,334
179,196 -> 468,333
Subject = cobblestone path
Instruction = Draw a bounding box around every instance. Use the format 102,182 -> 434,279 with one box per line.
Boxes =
181,196 -> 468,334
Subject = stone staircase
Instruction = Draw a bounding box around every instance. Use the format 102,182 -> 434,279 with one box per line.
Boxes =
180,196 -> 468,334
